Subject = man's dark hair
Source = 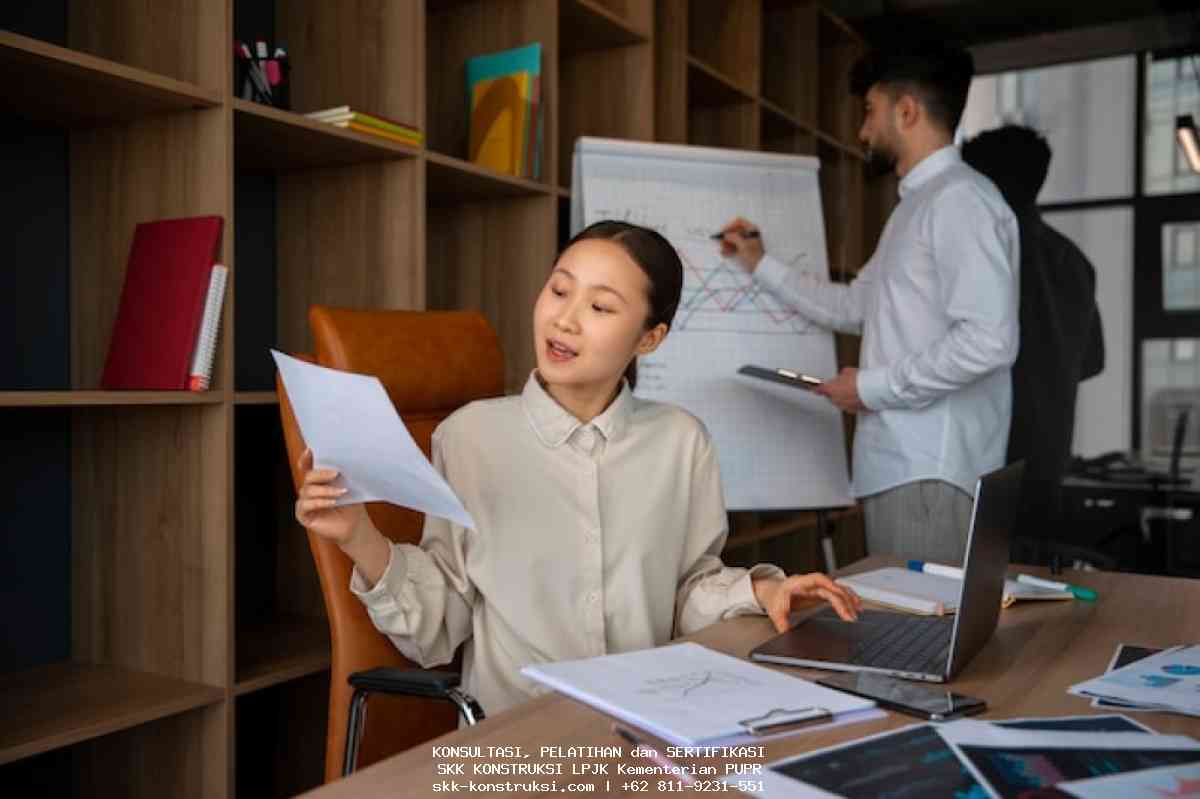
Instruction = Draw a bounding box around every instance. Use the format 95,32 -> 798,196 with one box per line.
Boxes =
961,124 -> 1052,209
849,42 -> 975,134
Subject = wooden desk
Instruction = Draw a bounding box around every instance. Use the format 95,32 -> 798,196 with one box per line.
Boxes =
302,557 -> 1200,798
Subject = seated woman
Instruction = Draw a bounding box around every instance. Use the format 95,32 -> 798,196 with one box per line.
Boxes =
294,220 -> 861,716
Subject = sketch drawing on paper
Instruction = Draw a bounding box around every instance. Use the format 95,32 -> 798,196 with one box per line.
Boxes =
637,670 -> 759,702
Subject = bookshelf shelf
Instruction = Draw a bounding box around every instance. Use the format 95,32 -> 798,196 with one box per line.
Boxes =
759,97 -> 805,130
235,617 -> 331,697
0,663 -> 223,766
425,151 -> 554,203
561,0 -> 649,54
818,8 -> 866,153
761,99 -> 816,157
234,391 -> 279,405
0,30 -> 220,127
686,56 -> 757,107
233,99 -> 420,173
0,391 -> 223,408
815,128 -> 865,160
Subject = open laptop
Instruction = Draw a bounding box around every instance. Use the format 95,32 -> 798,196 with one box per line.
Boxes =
750,462 -> 1023,683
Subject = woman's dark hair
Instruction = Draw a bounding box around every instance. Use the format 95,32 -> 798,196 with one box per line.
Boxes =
560,220 -> 684,389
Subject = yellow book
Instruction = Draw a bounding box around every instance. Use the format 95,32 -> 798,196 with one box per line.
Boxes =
341,121 -> 422,146
468,70 -> 531,176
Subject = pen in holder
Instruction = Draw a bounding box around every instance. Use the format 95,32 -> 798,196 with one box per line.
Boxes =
234,40 -> 291,110
738,707 -> 832,736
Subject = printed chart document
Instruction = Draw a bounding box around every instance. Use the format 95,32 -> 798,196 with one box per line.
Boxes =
1091,644 -> 1164,712
520,642 -> 878,747
1053,762 -> 1200,798
1070,644 -> 1200,716
741,715 -> 1155,799
272,350 -> 475,529
938,721 -> 1200,799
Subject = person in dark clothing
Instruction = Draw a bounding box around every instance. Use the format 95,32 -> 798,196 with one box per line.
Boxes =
961,125 -> 1105,560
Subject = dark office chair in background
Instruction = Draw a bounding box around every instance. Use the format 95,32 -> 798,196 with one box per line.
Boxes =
1050,409 -> 1193,574
277,306 -> 505,781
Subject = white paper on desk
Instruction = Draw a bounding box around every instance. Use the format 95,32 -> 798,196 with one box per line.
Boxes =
520,642 -> 878,747
271,350 -> 475,530
1091,643 -> 1168,712
1055,762 -> 1200,798
836,568 -> 1069,616
1070,644 -> 1200,717
937,720 -> 1200,799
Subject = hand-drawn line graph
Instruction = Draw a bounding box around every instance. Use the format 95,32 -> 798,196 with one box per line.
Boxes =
636,670 -> 759,702
673,238 -> 819,335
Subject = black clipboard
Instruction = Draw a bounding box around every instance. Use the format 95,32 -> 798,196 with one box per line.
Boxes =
738,364 -> 824,392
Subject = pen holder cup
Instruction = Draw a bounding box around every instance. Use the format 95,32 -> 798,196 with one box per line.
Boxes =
233,55 -> 291,110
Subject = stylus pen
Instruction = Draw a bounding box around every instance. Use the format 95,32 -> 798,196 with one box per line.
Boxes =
907,560 -> 964,580
613,725 -> 697,786
711,229 -> 761,240
1016,573 -> 1099,601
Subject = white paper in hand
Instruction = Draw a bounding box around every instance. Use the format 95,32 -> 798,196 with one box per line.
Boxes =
271,350 -> 476,530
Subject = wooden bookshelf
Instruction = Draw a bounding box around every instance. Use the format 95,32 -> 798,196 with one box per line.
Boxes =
0,391 -> 223,407
0,30 -> 220,126
235,617 -> 331,696
1,1 -> 876,794
233,100 -> 420,173
234,391 -> 279,405
687,56 -> 757,106
0,664 -> 223,766
561,0 -> 650,53
426,150 -> 554,201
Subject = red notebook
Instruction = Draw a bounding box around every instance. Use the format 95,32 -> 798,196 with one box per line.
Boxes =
101,216 -> 224,390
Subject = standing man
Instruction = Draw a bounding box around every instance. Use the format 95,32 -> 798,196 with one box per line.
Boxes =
962,125 -> 1105,560
719,43 -> 1019,565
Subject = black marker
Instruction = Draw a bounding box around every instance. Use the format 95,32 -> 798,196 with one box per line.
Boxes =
711,230 -> 761,240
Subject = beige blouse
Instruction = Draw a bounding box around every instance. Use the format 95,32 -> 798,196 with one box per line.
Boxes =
351,373 -> 783,716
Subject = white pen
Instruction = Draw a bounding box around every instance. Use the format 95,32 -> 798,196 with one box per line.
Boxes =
907,560 -> 964,580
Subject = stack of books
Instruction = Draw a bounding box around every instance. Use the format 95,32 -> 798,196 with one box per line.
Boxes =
305,106 -> 423,147
466,42 -> 543,179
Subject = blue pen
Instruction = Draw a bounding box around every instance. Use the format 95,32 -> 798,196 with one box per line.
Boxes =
907,559 -> 964,580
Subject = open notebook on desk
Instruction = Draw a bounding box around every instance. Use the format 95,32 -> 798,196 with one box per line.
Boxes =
836,567 -> 1071,616
520,642 -> 880,747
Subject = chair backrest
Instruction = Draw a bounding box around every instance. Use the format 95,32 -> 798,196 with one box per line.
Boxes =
276,306 -> 504,782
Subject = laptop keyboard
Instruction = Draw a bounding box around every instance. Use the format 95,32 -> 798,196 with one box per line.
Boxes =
852,614 -> 950,674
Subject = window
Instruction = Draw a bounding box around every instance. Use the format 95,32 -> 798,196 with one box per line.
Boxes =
961,56 -> 1136,203
1164,222 -> 1200,311
1043,208 -> 1135,457
1143,54 -> 1200,196
1141,338 -> 1200,459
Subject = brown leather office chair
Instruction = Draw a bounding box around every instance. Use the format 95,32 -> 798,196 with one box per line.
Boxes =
276,306 -> 505,782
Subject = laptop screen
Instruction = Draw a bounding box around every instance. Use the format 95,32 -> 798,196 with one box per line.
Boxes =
944,461 -> 1024,678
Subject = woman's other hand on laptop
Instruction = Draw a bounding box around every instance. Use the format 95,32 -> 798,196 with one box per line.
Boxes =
753,574 -> 862,632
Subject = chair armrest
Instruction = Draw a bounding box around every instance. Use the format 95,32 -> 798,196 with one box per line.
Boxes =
348,667 -> 462,700
342,668 -> 485,775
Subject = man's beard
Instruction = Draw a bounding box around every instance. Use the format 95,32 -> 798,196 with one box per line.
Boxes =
864,144 -> 897,179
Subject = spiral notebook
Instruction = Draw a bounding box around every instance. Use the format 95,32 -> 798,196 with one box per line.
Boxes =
186,265 -> 227,391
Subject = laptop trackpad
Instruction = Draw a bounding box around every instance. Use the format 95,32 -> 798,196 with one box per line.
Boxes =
752,608 -> 908,662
